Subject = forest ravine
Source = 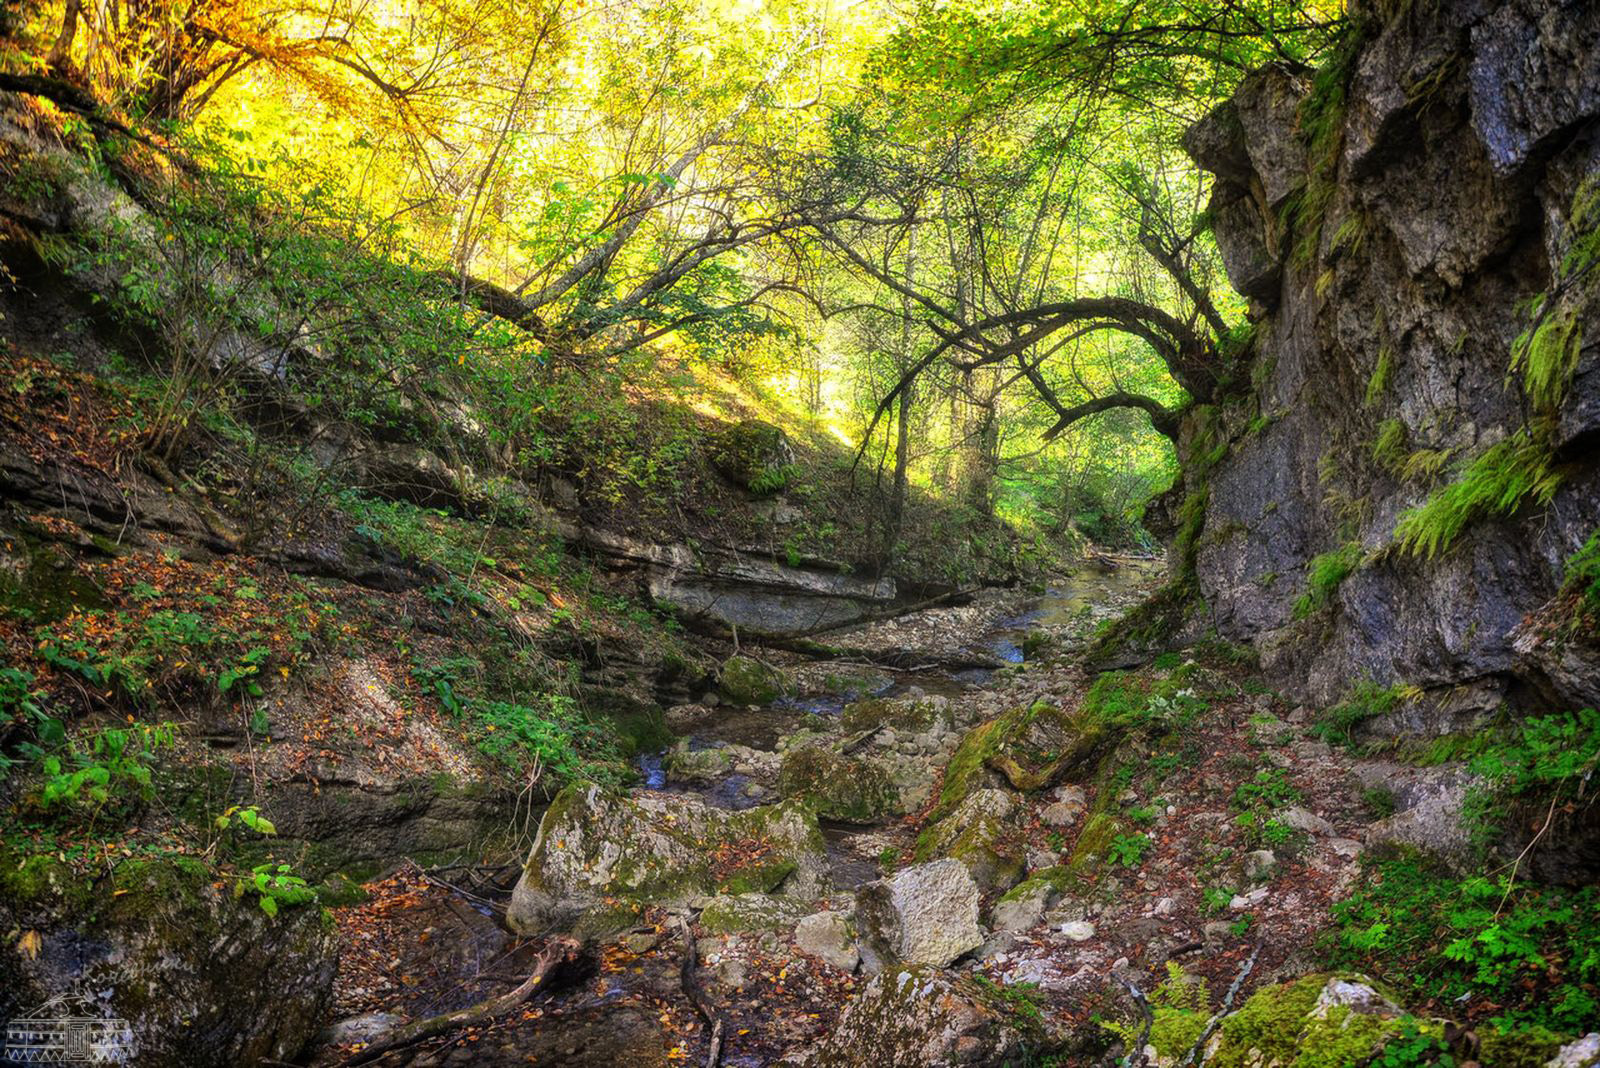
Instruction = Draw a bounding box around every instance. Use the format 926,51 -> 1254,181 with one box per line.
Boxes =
1,0 -> 1599,1066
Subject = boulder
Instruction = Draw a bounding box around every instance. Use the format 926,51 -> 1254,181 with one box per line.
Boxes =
1551,1034 -> 1600,1068
0,852 -> 337,1068
932,700 -> 1106,820
913,788 -> 1025,893
719,655 -> 788,705
778,744 -> 902,823
699,893 -> 808,935
507,783 -> 826,935
804,966 -> 1044,1067
708,419 -> 794,492
1204,973 -> 1411,1067
854,859 -> 983,972
794,910 -> 860,973
990,876 -> 1058,933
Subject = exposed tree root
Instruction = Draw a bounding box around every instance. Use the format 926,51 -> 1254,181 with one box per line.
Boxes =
337,936 -> 582,1067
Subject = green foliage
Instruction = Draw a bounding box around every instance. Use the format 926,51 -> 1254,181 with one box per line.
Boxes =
1107,832 -> 1152,868
1463,707 -> 1600,847
1232,768 -> 1302,811
972,975 -> 1045,1027
1311,679 -> 1407,748
1509,175 -> 1600,412
1372,417 -> 1407,473
214,804 -> 277,836
1102,963 -> 1210,1057
411,659 -> 623,786
1284,21 -> 1372,268
1082,670 -> 1208,733
1366,348 -> 1395,407
32,722 -> 178,815
1370,1021 -> 1455,1068
1562,530 -> 1600,631
1292,541 -> 1363,619
1393,433 -> 1562,559
1330,851 -> 1600,1032
233,862 -> 316,918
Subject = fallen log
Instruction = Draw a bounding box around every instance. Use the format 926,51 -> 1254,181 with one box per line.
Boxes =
337,936 -> 581,1066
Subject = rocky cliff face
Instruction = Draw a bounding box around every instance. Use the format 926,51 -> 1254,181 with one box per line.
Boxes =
1182,0 -> 1600,724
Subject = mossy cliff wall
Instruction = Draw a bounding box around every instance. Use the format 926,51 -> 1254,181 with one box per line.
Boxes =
1179,0 -> 1600,722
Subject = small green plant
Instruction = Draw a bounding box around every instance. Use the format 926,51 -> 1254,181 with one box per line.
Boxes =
1312,679 -> 1408,748
214,804 -> 277,836
1107,832 -> 1152,868
1230,913 -> 1254,936
1232,768 -> 1302,811
233,862 -> 316,918
1362,786 -> 1397,819
1202,886 -> 1234,914
972,976 -> 1045,1026
1372,417 -> 1407,473
1126,804 -> 1159,826
1293,541 -> 1363,619
1562,529 -> 1600,631
1371,1021 -> 1455,1067
1101,962 -> 1209,1058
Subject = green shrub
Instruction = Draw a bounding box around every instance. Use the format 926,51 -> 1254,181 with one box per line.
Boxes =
1107,832 -> 1152,868
1330,851 -> 1600,1032
1563,530 -> 1600,630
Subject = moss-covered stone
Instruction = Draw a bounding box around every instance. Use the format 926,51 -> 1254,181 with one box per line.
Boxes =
708,419 -> 793,492
0,842 -> 337,1068
1478,1027 -> 1568,1068
719,655 -> 788,705
777,744 -> 902,823
1208,974 -> 1412,1068
1067,810 -> 1123,880
665,738 -> 734,781
931,699 -> 1107,820
507,783 -> 827,934
840,696 -> 943,733
699,892 -> 807,934
913,788 -> 1025,893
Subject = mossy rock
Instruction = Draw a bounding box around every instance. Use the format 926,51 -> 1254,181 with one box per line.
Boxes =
1478,1027 -> 1569,1068
507,783 -> 827,934
932,699 -> 1107,820
1208,974 -> 1414,1068
821,669 -> 893,697
913,789 -> 1025,893
708,419 -> 794,492
719,655 -> 789,705
1066,810 -> 1123,880
997,865 -> 1076,905
840,696 -> 942,733
809,965 -> 1048,1066
0,842 -> 337,1067
777,744 -> 902,824
699,892 -> 807,935
664,739 -> 734,782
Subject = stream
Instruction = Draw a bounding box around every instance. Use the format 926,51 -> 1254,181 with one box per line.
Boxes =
319,556 -> 1162,1067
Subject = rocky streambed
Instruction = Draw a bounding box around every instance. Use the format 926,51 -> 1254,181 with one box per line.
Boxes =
309,557 -> 1600,1067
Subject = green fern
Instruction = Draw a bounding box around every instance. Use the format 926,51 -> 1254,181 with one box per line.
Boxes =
1393,434 -> 1563,559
